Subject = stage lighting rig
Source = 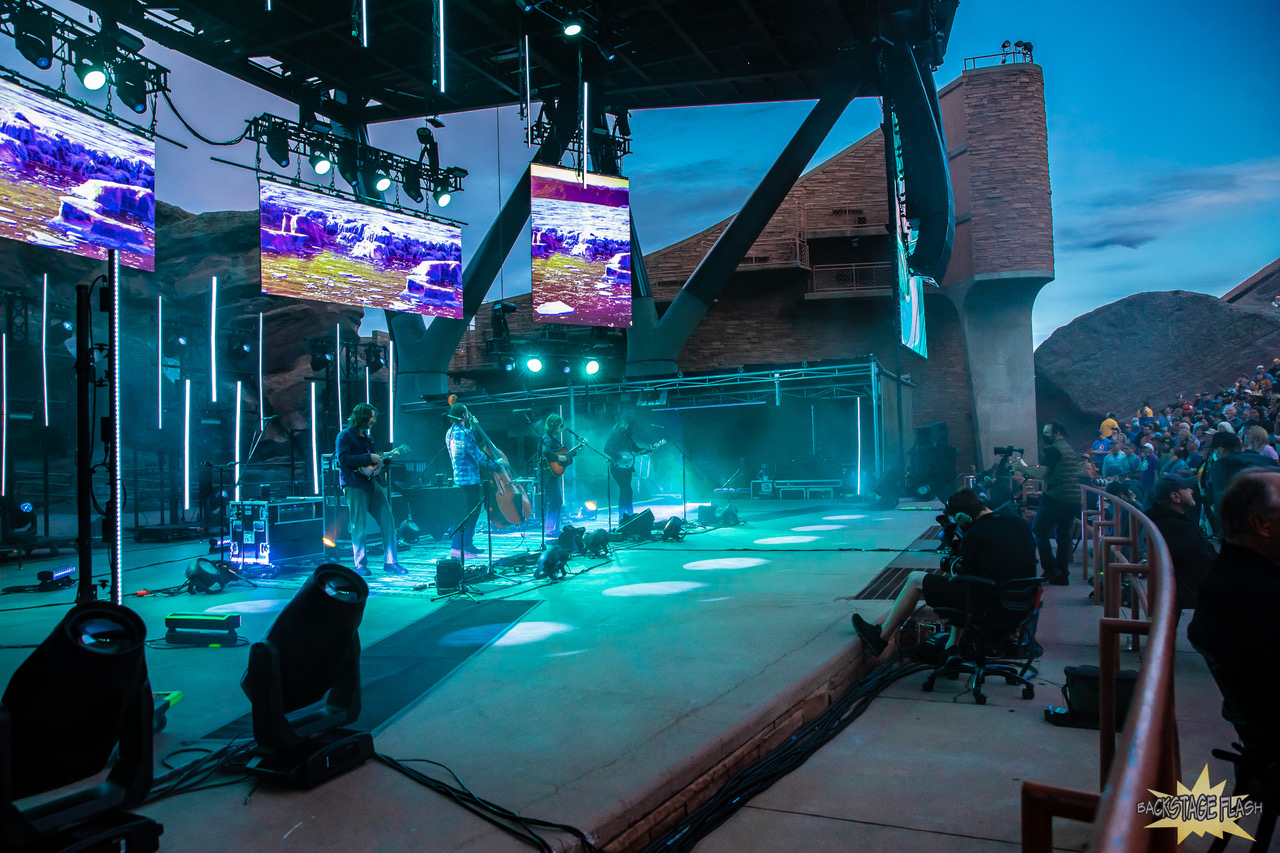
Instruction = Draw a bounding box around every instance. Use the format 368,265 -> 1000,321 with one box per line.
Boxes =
247,114 -> 467,211
0,2 -> 169,121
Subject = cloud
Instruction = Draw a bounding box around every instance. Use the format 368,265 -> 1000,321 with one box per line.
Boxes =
1057,156 -> 1280,253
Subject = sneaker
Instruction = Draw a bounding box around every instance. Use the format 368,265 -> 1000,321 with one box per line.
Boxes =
353,565 -> 372,577
1047,573 -> 1070,586
851,613 -> 888,657
384,562 -> 408,575
464,547 -> 484,558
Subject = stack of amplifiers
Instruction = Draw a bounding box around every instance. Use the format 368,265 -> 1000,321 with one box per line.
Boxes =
229,497 -> 325,566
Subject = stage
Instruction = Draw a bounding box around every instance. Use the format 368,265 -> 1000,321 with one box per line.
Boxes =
0,498 -> 1148,852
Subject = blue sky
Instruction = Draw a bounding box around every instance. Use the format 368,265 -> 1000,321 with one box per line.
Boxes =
3,1 -> 1278,345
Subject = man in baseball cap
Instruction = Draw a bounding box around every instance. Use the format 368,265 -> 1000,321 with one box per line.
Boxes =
1146,474 -> 1215,620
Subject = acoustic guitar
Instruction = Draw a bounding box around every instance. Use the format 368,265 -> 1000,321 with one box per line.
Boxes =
613,440 -> 667,472
357,444 -> 410,481
547,440 -> 588,477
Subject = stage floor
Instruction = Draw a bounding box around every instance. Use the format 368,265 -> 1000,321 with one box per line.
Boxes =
1,500 -> 1244,852
1,499 -> 934,851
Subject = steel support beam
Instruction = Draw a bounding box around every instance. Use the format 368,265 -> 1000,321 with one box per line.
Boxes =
626,49 -> 872,377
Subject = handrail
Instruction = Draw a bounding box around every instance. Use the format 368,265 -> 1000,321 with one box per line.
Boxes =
1021,484 -> 1180,853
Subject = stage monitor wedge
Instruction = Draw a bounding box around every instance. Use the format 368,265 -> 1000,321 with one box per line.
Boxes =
259,180 -> 463,318
530,164 -> 631,328
0,78 -> 156,271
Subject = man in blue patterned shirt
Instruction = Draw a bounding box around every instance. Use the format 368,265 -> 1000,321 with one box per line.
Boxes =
446,403 -> 503,557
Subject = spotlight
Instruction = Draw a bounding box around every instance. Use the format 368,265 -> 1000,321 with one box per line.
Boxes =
2,496 -> 36,542
310,351 -> 333,372
240,564 -> 374,788
575,500 -> 598,521
185,559 -> 226,593
585,359 -> 600,375
397,519 -> 420,544
309,148 -> 333,175
13,9 -> 54,70
167,334 -> 188,348
661,516 -> 685,542
227,340 -> 252,364
336,143 -> 359,187
72,39 -> 107,91
365,345 -> 385,372
432,187 -> 452,207
265,126 -> 291,168
500,356 -> 514,372
373,170 -> 392,193
403,164 -> 423,203
560,360 -> 571,374
113,60 -> 149,115
526,357 -> 543,373
0,602 -> 161,850
563,18 -> 583,36
48,318 -> 74,346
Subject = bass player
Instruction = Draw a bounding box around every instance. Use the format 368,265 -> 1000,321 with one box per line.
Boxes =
336,403 -> 406,576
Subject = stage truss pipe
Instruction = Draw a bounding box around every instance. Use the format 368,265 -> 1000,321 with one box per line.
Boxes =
75,283 -> 94,602
628,52 -> 871,372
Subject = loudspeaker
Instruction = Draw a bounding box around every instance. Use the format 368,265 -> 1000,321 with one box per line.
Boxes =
696,505 -> 717,525
435,557 -> 461,591
910,445 -> 957,499
616,509 -> 654,539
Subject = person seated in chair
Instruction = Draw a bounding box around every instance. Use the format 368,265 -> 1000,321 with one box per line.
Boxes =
843,488 -> 1037,657
1188,470 -> 1280,758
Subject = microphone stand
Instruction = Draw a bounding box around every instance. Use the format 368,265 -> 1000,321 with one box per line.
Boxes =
656,430 -> 689,523
565,427 -> 611,531
521,412 -> 548,551
436,493 -> 488,601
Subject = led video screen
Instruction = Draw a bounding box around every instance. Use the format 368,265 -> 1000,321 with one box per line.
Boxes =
0,78 -> 155,271
530,163 -> 631,327
899,272 -> 928,358
259,180 -> 463,318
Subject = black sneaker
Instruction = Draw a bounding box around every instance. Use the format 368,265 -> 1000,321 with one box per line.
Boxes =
1047,573 -> 1069,586
851,613 -> 888,656
384,562 -> 408,575
353,565 -> 372,577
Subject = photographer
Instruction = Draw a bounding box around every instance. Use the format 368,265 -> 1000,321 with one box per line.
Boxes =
1015,422 -> 1083,585
844,489 -> 1035,657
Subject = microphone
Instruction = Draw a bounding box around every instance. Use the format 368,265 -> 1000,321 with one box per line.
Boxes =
651,424 -> 667,430
262,414 -> 279,422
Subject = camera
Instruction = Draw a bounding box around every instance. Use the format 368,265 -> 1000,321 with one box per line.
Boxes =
992,446 -> 1025,457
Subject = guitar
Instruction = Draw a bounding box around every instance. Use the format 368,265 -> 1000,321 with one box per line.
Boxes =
548,440 -> 588,478
358,444 -> 410,481
613,440 -> 667,472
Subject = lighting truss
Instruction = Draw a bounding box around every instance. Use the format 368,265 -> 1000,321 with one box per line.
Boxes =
529,107 -> 630,169
0,0 -> 169,123
246,114 -> 467,213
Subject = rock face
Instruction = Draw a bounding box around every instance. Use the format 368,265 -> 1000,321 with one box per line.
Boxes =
1034,290 -> 1280,435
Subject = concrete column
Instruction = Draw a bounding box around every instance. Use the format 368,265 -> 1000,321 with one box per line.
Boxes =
947,272 -> 1052,469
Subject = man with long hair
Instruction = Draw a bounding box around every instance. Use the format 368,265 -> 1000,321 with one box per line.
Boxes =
604,416 -> 642,516
540,413 -> 575,537
335,403 -> 404,576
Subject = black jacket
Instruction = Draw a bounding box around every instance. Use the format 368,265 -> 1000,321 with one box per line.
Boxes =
1145,503 -> 1215,611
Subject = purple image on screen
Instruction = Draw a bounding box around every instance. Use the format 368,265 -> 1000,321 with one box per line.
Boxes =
0,78 -> 155,271
259,181 -> 463,318
530,163 -> 631,328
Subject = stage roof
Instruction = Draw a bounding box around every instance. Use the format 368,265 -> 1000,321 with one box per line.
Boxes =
80,0 -> 894,123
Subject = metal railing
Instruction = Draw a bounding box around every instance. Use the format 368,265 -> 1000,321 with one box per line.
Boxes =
800,203 -> 880,231
739,237 -> 809,268
808,262 -> 896,295
1021,485 -> 1179,852
964,50 -> 1035,71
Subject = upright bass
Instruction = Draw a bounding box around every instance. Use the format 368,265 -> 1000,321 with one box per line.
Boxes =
449,395 -> 532,528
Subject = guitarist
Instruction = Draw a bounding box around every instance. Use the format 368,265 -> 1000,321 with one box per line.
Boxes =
336,403 -> 406,576
540,414 -> 576,537
446,402 -> 505,557
605,416 -> 643,516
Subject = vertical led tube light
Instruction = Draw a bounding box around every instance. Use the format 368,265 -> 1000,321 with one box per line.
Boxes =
360,0 -> 369,47
234,380 -> 242,502
183,378 -> 191,511
111,252 -> 122,603
258,312 -> 264,431
1,333 -> 7,497
582,80 -> 589,184
210,276 -> 218,403
388,341 -> 395,443
365,366 -> 370,404
41,274 -> 48,426
157,296 -> 163,430
437,0 -> 446,93
335,323 -> 342,428
524,34 -> 531,146
310,383 -> 319,494
855,396 -> 863,495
